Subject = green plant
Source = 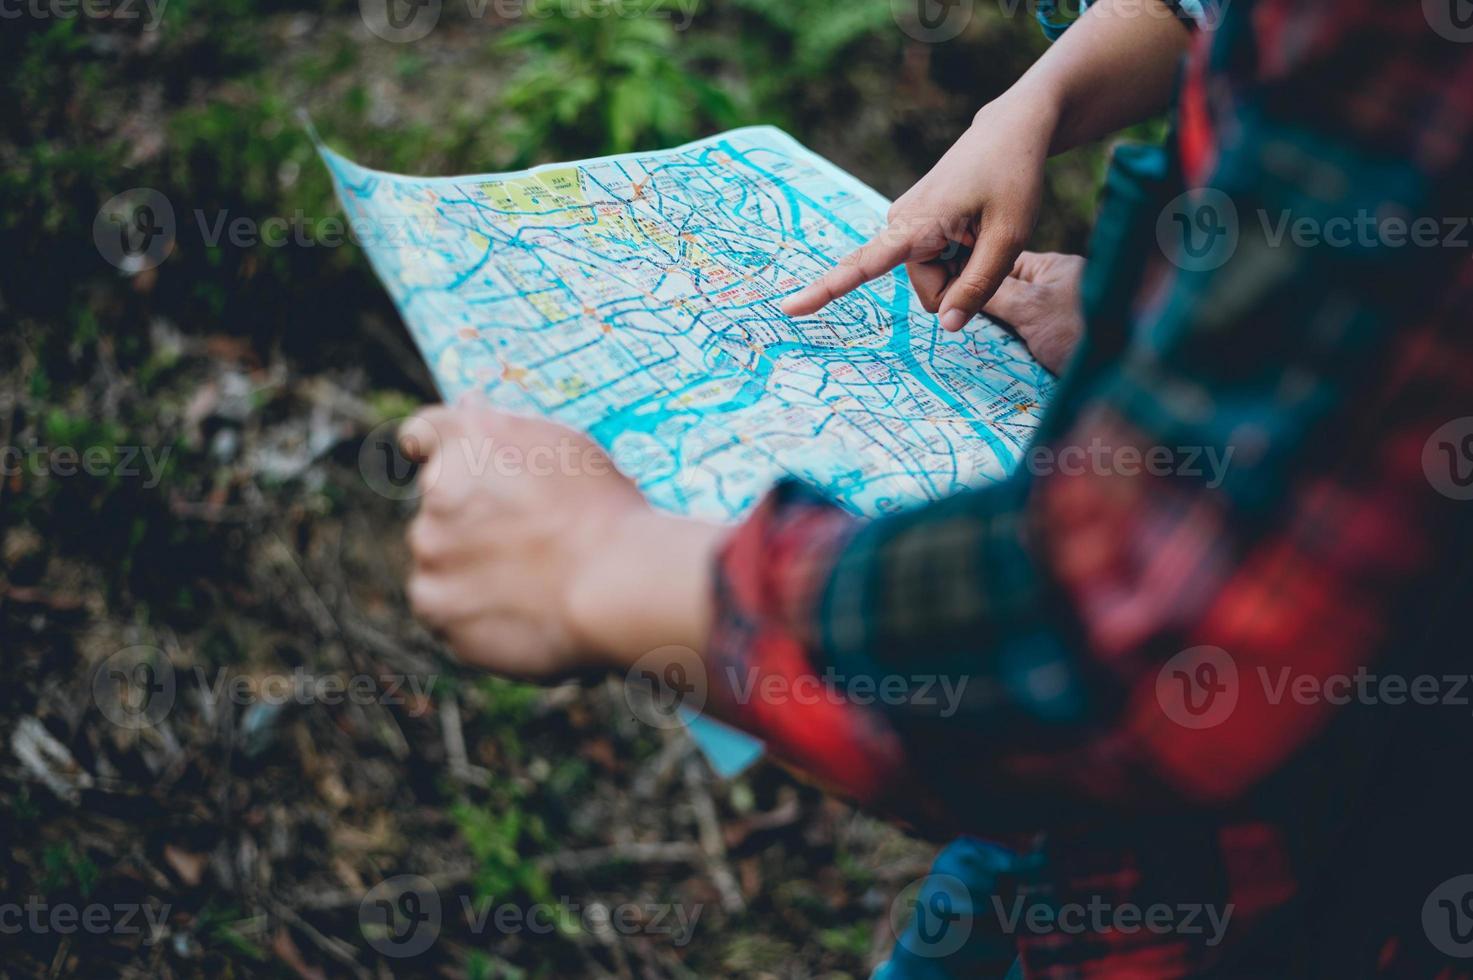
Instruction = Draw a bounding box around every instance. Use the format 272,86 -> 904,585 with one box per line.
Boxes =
495,3 -> 745,162
728,0 -> 894,80
40,843 -> 100,897
818,921 -> 872,957
198,902 -> 270,961
706,0 -> 897,129
464,950 -> 528,980
451,800 -> 555,907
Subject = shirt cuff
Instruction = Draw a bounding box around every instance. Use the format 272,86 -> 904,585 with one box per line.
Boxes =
1039,0 -> 1210,41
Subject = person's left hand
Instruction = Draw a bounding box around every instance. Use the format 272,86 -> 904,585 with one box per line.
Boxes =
398,399 -> 723,679
982,250 -> 1087,375
399,400 -> 644,678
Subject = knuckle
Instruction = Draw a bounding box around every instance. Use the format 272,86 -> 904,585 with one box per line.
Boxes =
456,429 -> 496,464
940,212 -> 971,242
914,224 -> 949,253
406,518 -> 437,564
449,409 -> 491,445
419,481 -> 451,515
883,218 -> 918,246
954,276 -> 995,309
887,194 -> 918,221
999,224 -> 1029,253
397,414 -> 440,459
954,290 -> 985,313
405,574 -> 441,623
423,478 -> 468,518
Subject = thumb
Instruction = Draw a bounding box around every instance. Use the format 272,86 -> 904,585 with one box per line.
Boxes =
937,221 -> 1026,332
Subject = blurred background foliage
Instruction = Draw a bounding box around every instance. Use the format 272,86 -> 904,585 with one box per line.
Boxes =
0,2 -> 1156,976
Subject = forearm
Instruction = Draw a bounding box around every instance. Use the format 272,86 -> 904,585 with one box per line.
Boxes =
995,0 -> 1193,155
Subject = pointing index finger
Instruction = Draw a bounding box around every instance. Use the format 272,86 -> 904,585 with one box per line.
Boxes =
780,230 -> 913,317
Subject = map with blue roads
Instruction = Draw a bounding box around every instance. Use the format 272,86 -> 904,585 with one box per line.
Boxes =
321,126 -> 1055,773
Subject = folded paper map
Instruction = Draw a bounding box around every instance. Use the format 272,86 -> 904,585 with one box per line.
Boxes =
320,126 -> 1054,776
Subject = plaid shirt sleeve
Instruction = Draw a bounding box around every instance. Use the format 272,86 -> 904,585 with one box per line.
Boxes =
703,0 -> 1473,838
1036,0 -> 1214,41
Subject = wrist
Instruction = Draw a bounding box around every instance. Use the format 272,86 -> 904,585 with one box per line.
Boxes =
973,87 -> 1061,159
564,507 -> 727,673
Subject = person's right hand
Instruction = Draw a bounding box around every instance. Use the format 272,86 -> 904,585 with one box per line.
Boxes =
781,95 -> 1055,332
